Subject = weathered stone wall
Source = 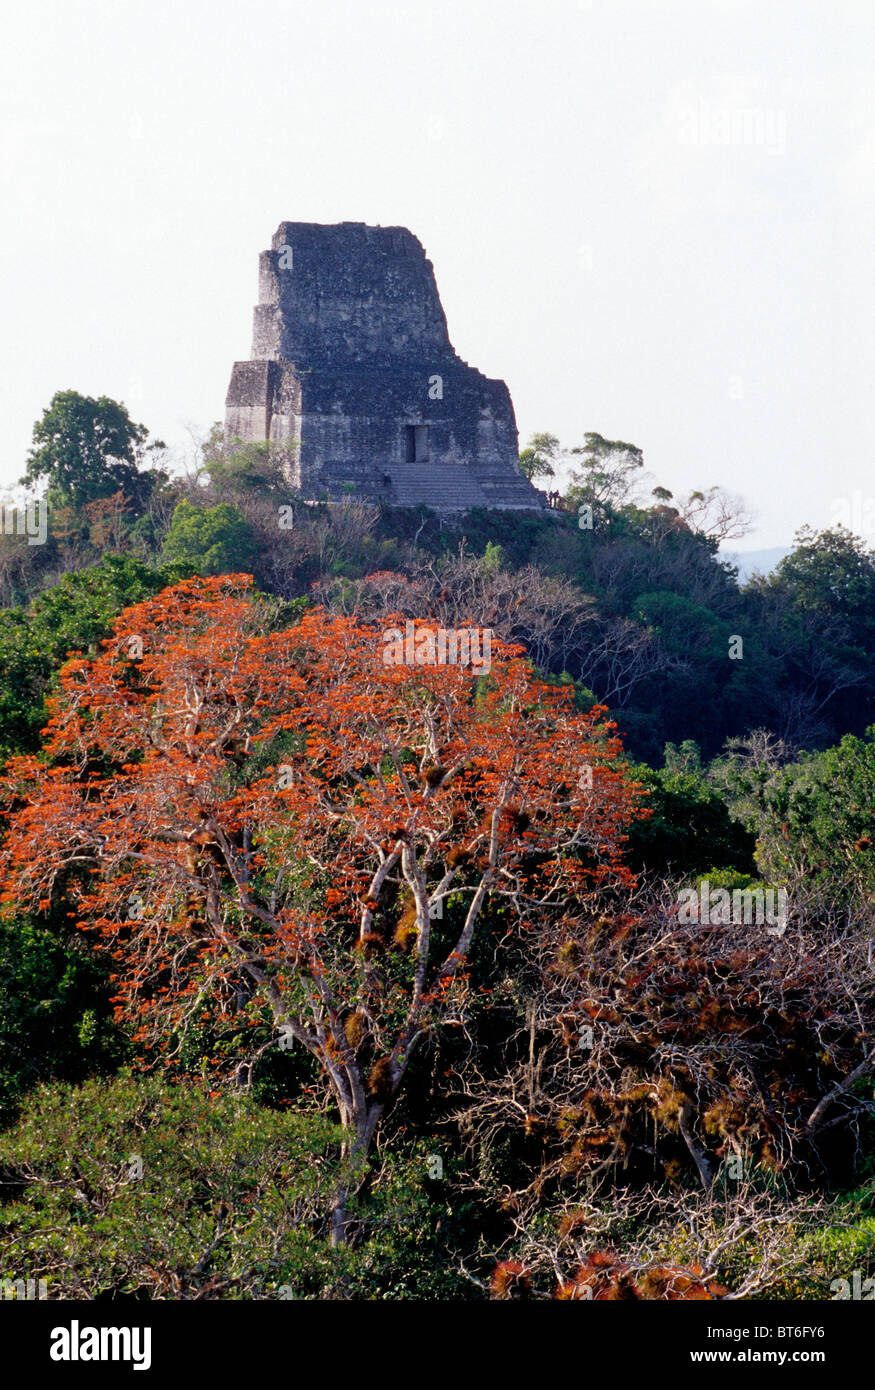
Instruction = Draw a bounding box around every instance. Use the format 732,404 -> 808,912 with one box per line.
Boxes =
224,221 -> 544,511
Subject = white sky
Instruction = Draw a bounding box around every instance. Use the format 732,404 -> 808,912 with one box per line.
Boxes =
1,0 -> 872,548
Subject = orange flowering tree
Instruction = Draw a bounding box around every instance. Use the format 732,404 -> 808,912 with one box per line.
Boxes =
0,574 -> 641,1233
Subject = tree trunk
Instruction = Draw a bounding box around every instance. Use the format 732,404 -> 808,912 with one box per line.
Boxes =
328,1105 -> 381,1247
328,1191 -> 350,1248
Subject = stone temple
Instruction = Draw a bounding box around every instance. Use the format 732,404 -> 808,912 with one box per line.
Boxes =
224,222 -> 544,512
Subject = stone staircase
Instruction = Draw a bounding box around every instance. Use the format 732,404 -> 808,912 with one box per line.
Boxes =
382,461 -> 544,512
384,461 -> 490,511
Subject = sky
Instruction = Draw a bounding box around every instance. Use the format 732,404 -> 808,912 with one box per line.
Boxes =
1,0 -> 873,549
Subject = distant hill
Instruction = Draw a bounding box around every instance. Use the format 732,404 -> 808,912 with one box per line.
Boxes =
723,546 -> 791,582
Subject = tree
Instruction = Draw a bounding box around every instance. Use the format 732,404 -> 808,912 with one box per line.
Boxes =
567,432 -> 645,511
0,575 -> 641,1241
624,744 -> 756,877
519,432 -> 560,481
21,390 -> 165,511
747,528 -> 875,744
769,526 -> 875,627
713,726 -> 875,913
457,880 -> 875,1213
677,486 -> 752,543
161,499 -> 257,575
198,430 -> 298,501
314,553 -> 598,676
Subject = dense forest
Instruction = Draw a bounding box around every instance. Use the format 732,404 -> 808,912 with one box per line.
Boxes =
1,390 -> 874,1300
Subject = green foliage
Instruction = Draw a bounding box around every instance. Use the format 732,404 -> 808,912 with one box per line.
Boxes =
624,742 -> 756,876
613,1194 -> 875,1300
715,726 -> 875,903
27,553 -> 188,662
771,525 -> 875,629
0,917 -> 124,1123
535,667 -> 597,711
0,555 -> 185,760
0,612 -> 52,759
519,431 -> 559,480
749,526 -> 875,741
21,390 -> 163,511
727,1195 -> 875,1300
200,436 -> 295,501
7,407 -> 875,765
635,591 -> 727,657
161,499 -> 257,576
0,1076 -> 465,1300
479,540 -> 507,574
567,431 -> 644,511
